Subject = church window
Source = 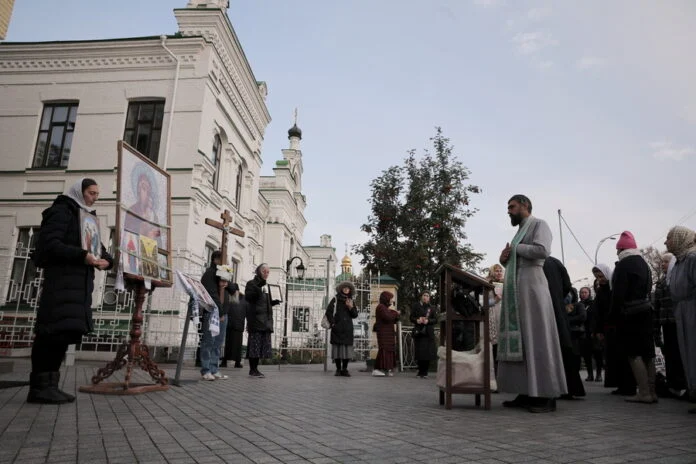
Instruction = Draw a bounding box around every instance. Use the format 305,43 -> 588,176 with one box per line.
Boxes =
234,167 -> 243,207
32,103 -> 78,168
210,134 -> 221,190
204,243 -> 216,271
123,100 -> 165,163
292,306 -> 310,333
230,259 -> 239,284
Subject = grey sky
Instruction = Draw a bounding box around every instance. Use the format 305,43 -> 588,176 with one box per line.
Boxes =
6,0 -> 696,284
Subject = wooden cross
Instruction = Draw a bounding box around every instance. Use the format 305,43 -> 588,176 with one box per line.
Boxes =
204,209 -> 244,265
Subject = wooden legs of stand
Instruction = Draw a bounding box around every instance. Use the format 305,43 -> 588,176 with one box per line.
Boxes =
79,282 -> 169,395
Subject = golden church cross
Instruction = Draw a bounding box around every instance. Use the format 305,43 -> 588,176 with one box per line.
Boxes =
204,209 -> 244,265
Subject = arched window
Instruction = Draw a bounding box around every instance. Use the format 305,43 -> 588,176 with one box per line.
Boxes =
210,134 -> 222,190
234,167 -> 243,207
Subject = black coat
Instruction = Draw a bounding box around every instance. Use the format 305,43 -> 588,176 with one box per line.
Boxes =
245,275 -> 273,333
410,301 -> 438,361
228,294 -> 246,332
611,254 -> 654,357
543,256 -> 573,350
325,294 -> 358,345
611,254 -> 653,319
594,283 -> 612,334
581,298 -> 596,336
201,265 -> 223,311
34,195 -> 113,338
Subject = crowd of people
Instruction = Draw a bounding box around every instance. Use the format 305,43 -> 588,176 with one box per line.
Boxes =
489,194 -> 696,414
22,181 -> 696,418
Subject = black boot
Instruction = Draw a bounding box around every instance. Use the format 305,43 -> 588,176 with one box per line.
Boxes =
27,372 -> 71,405
49,372 -> 75,402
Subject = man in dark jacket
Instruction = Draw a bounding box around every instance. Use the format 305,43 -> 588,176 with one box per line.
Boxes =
544,256 -> 585,399
29,178 -> 113,404
199,252 -> 236,380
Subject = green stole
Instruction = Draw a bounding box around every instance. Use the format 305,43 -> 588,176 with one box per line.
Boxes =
497,216 -> 534,363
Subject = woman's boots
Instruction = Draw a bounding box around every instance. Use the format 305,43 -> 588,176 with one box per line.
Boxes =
625,357 -> 657,404
26,372 -> 75,404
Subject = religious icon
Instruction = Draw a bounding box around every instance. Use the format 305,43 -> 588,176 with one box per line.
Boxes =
116,141 -> 172,288
139,235 -> 159,279
79,210 -> 101,259
119,147 -> 168,250
268,284 -> 283,303
182,273 -> 216,310
158,252 -> 170,282
120,230 -> 140,275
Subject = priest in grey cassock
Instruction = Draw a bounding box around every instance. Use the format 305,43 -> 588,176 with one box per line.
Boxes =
498,194 -> 567,413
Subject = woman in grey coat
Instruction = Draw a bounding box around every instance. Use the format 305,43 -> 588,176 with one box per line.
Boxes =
665,226 -> 696,414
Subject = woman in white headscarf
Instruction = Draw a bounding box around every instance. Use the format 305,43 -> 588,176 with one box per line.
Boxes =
592,262 -> 630,393
665,226 -> 696,413
28,178 -> 113,404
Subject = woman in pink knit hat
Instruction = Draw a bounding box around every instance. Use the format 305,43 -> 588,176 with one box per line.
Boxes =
612,231 -> 657,404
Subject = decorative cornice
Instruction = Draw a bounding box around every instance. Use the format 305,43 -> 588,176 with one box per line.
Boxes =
0,38 -> 205,73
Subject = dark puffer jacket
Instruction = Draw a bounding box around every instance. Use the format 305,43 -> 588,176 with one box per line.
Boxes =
326,281 -> 358,345
245,275 -> 272,333
35,195 -> 113,338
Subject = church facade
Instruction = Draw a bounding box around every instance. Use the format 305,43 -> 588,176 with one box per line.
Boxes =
0,0 -> 336,358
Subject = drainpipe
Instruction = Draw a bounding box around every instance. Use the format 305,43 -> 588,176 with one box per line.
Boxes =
160,35 -> 180,171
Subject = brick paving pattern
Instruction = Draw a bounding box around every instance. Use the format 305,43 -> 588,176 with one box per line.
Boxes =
1,359 -> 695,464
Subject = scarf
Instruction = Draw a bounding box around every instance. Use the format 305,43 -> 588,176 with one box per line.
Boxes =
667,226 -> 696,260
666,255 -> 676,285
498,216 -> 534,363
617,248 -> 642,261
64,178 -> 95,212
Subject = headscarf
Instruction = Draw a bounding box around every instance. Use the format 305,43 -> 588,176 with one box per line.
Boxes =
667,226 -> 696,260
64,178 -> 97,212
378,291 -> 393,305
592,263 -> 614,290
254,263 -> 269,281
487,264 -> 504,283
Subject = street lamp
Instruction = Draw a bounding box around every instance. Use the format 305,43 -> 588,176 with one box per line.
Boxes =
594,233 -> 621,265
282,256 -> 306,361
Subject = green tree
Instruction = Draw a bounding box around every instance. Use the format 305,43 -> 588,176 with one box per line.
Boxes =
355,127 -> 483,311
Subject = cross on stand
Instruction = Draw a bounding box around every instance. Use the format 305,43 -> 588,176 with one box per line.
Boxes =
205,209 -> 245,265
205,209 -> 245,305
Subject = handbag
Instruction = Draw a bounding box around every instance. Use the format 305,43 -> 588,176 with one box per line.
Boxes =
622,299 -> 652,316
321,297 -> 335,329
412,324 -> 427,338
321,314 -> 331,329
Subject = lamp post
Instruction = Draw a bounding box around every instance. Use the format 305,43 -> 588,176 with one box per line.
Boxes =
282,256 -> 306,362
594,233 -> 621,265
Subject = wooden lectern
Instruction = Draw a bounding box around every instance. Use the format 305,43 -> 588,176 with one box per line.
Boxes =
436,264 -> 494,410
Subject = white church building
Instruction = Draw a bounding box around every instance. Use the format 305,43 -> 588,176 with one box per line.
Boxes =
0,0 -> 337,359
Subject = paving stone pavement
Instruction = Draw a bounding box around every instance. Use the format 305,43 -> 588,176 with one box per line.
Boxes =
1,358 -> 695,464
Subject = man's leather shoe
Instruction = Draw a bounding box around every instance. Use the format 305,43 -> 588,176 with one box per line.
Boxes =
502,394 -> 529,408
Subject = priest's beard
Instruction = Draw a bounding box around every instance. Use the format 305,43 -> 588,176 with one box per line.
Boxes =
510,213 -> 523,226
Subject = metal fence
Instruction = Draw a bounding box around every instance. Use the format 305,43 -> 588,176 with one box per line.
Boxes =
0,234 -> 382,366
